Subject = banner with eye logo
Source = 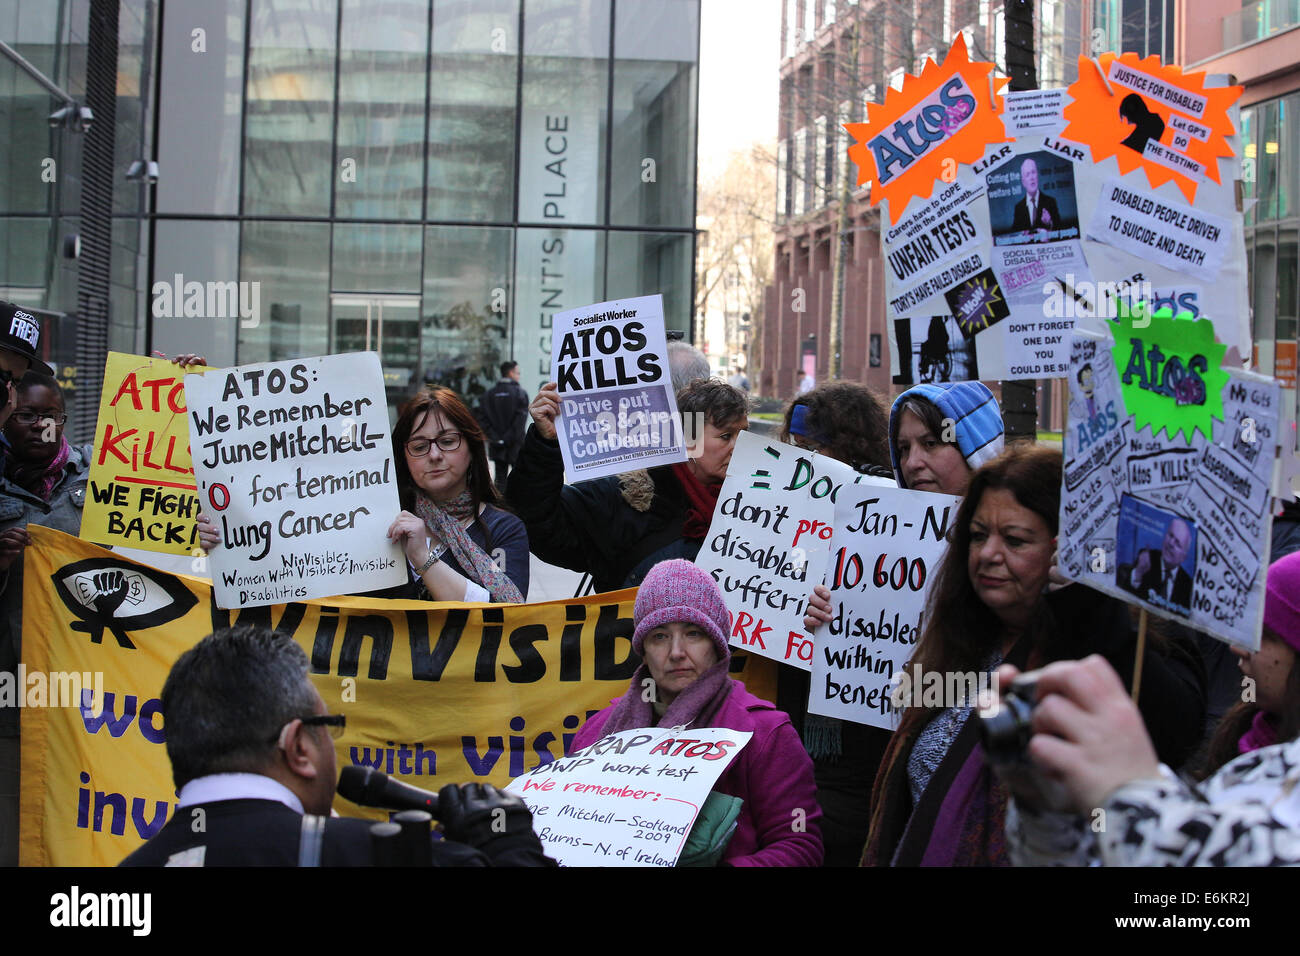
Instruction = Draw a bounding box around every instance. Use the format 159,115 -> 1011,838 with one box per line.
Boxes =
17,528 -> 777,866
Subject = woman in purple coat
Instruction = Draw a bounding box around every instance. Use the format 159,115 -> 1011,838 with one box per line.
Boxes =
568,559 -> 823,866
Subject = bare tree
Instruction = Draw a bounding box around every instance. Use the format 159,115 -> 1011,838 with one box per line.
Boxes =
696,142 -> 777,379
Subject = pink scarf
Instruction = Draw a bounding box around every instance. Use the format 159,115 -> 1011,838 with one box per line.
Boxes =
1238,710 -> 1279,755
414,492 -> 522,603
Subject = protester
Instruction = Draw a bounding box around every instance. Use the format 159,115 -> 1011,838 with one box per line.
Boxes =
382,387 -> 527,602
862,444 -> 1206,866
198,386 -> 528,602
477,361 -> 529,492
568,560 -> 823,866
120,625 -> 555,866
1000,553 -> 1300,866
0,370 -> 85,866
888,382 -> 1006,493
666,339 -> 711,393
0,302 -> 53,439
775,382 -> 895,866
509,378 -> 749,592
780,381 -> 895,477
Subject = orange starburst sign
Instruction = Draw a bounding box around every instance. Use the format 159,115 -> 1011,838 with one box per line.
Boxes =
1062,53 -> 1242,203
845,34 -> 1010,226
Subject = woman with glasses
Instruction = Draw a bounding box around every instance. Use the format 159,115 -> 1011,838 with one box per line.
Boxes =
383,387 -> 528,603
199,387 -> 528,603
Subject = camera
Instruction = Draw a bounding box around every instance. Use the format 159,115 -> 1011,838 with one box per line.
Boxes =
978,671 -> 1040,764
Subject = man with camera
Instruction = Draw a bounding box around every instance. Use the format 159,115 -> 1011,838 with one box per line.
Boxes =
120,625 -> 555,867
985,655 -> 1300,867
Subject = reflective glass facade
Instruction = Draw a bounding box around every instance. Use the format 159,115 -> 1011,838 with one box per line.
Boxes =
1,0 -> 699,430
150,0 -> 699,408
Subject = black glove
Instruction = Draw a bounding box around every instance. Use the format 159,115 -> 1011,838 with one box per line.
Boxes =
436,782 -> 535,849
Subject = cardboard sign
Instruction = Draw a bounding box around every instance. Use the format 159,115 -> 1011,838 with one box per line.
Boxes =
81,353 -> 204,556
696,432 -> 863,670
1058,317 -> 1280,649
550,294 -> 686,481
506,727 -> 749,867
809,483 -> 959,728
1062,53 -> 1242,202
184,352 -> 406,608
845,33 -> 1010,226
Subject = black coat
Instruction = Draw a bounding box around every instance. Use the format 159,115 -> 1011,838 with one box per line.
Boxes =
117,799 -> 555,867
506,425 -> 695,594
478,379 -> 529,464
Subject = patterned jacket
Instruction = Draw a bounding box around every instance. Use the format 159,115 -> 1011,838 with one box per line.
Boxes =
1008,736 -> 1300,866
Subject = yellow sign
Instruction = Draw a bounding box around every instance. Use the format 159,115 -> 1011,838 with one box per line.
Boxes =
80,352 -> 204,556
19,528 -> 776,866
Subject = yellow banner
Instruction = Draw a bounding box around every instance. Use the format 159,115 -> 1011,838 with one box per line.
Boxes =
19,528 -> 776,866
81,352 -> 204,556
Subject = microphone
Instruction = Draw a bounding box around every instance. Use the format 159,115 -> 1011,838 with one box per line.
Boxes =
338,765 -> 440,814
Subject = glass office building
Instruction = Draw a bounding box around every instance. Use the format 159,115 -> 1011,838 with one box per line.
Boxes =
1,0 -> 700,434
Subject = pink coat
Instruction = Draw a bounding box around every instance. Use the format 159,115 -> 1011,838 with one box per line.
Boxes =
570,681 -> 824,867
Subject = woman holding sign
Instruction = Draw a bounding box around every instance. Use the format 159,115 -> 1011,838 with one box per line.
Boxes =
383,388 -> 527,603
569,559 -> 823,866
862,445 -> 1205,866
510,378 -> 750,592
198,387 -> 528,603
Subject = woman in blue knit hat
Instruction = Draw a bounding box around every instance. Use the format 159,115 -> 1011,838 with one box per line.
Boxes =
887,381 -> 1005,493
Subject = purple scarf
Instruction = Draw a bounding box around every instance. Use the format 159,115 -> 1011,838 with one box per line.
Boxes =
597,659 -> 733,734
1238,710 -> 1279,755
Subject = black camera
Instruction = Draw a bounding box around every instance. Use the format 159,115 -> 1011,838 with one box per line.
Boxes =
978,671 -> 1040,764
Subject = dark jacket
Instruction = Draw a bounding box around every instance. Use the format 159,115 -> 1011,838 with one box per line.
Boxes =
507,425 -> 694,593
117,798 -> 555,867
1011,190 -> 1062,233
1119,549 -> 1193,615
0,443 -> 92,736
864,587 -> 1206,866
478,379 -> 529,464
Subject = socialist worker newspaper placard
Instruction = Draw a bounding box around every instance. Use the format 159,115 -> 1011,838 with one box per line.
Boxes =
184,352 -> 406,608
550,294 -> 687,482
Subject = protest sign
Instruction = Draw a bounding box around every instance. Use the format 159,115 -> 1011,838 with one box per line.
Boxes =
184,352 -> 406,608
1058,305 -> 1280,649
1003,88 -> 1067,136
809,483 -> 959,728
18,527 -> 780,865
506,727 -> 749,866
696,432 -> 862,669
1062,52 -> 1241,202
845,32 -> 1009,226
81,352 -> 203,556
550,294 -> 686,482
879,43 -> 1251,384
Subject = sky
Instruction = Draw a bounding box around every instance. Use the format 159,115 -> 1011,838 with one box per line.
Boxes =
697,0 -> 783,181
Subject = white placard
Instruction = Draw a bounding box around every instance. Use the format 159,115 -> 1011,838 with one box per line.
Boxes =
550,294 -> 687,481
696,433 -> 861,669
1058,329 -> 1279,649
507,727 -> 750,867
809,483 -> 959,728
185,352 -> 406,608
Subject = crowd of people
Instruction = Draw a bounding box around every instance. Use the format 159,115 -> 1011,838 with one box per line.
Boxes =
2,297 -> 1299,868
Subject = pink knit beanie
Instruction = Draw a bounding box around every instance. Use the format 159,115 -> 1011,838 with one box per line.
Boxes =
1265,551 -> 1300,653
632,559 -> 731,660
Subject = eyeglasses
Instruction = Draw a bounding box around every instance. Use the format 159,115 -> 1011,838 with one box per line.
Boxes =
11,411 -> 67,426
270,713 -> 346,745
405,433 -> 462,456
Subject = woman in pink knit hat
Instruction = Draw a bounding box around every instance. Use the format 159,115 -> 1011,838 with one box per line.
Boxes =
567,558 -> 824,866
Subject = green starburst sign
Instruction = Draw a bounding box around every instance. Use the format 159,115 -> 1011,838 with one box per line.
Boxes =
1108,301 -> 1228,444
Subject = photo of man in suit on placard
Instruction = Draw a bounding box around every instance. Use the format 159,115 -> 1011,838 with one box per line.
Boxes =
1118,515 -> 1195,616
1010,158 -> 1061,239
